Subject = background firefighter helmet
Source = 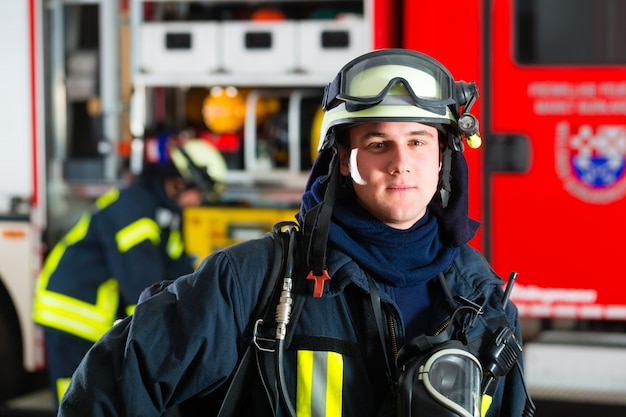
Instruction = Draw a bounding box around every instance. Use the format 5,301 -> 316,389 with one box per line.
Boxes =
170,139 -> 228,202
143,135 -> 228,203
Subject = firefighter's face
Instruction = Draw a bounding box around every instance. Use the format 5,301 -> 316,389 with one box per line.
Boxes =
339,121 -> 441,230
165,177 -> 203,208
175,187 -> 203,208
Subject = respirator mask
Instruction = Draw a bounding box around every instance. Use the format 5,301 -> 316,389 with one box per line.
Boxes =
392,273 -> 531,417
397,333 -> 483,417
395,319 -> 484,417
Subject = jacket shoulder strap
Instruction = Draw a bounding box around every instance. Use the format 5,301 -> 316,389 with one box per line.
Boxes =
216,221 -> 298,417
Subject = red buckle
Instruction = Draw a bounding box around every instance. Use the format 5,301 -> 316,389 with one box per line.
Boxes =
306,269 -> 331,298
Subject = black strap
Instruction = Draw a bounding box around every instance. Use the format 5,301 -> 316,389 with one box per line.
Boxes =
303,151 -> 339,277
437,272 -> 457,312
216,226 -> 292,417
251,223 -> 306,417
439,147 -> 453,208
367,273 -> 394,383
215,345 -> 256,417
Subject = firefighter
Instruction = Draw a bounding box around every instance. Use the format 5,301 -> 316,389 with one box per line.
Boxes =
32,137 -> 227,408
58,49 -> 531,417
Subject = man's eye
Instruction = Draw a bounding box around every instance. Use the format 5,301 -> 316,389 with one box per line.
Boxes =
367,142 -> 385,149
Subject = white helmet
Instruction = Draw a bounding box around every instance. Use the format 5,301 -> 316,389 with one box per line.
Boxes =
318,48 -> 481,153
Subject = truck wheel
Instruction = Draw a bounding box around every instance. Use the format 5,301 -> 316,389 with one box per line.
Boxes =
0,312 -> 26,402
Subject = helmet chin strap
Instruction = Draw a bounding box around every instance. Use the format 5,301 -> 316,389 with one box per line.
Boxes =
439,147 -> 453,208
302,148 -> 341,296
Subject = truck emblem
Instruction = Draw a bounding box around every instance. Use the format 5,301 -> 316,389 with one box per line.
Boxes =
555,121 -> 626,204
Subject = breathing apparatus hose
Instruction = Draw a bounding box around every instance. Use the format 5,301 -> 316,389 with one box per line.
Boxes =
272,149 -> 339,417
275,225 -> 298,417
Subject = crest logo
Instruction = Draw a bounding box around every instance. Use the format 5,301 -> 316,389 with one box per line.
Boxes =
555,121 -> 626,204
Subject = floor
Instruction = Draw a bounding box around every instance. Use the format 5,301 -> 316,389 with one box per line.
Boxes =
1,389 -> 626,417
0,390 -> 54,417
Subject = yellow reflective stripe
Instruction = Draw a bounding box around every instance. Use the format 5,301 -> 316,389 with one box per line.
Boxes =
481,394 -> 493,417
125,304 -> 136,316
37,212 -> 92,290
167,228 -> 184,259
56,378 -> 72,404
297,351 -> 314,417
296,350 -> 343,417
34,211 -> 92,315
36,189 -> 117,294
32,192 -> 123,343
95,187 -> 120,209
326,352 -> 343,417
32,278 -> 120,342
116,218 -> 161,252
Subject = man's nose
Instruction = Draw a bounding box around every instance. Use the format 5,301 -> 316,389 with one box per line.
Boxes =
389,146 -> 412,174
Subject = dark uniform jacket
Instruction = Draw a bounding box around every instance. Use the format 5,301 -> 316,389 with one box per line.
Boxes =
59,232 -> 526,417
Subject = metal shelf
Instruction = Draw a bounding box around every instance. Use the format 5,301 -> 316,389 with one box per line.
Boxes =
128,0 -> 371,185
132,72 -> 332,88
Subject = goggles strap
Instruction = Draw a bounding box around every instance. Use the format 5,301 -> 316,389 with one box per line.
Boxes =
322,75 -> 342,110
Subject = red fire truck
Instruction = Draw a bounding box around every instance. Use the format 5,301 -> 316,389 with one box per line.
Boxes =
401,0 -> 626,322
403,0 -> 626,405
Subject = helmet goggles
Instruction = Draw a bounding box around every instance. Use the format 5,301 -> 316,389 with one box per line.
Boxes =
322,49 -> 456,115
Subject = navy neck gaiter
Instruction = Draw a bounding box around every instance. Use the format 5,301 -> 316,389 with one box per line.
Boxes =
301,176 -> 458,288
